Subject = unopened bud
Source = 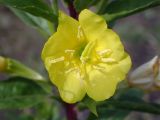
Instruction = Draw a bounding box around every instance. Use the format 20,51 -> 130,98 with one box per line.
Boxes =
128,56 -> 160,91
0,56 -> 7,72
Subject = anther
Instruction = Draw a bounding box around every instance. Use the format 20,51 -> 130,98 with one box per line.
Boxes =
48,56 -> 65,64
77,26 -> 85,41
97,49 -> 112,57
92,65 -> 105,70
101,58 -> 116,63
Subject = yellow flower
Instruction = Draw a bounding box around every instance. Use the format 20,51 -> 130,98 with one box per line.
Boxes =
42,9 -> 131,103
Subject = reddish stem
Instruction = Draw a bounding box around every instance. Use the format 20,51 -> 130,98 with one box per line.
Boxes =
65,103 -> 78,120
64,1 -> 78,120
68,0 -> 78,19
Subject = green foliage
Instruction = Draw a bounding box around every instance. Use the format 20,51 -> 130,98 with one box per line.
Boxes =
0,77 -> 49,109
0,0 -> 57,22
82,96 -> 98,116
74,0 -> 100,12
101,0 -> 160,22
87,88 -> 142,120
10,7 -> 53,37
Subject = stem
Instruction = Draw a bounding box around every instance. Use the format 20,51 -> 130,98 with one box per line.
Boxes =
4,58 -> 44,81
67,0 -> 78,19
65,103 -> 78,120
64,1 -> 78,120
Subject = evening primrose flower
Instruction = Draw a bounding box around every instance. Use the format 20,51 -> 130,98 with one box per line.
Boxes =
42,9 -> 131,103
129,56 -> 160,91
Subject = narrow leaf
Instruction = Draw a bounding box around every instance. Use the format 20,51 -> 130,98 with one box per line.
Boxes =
0,0 -> 57,22
10,7 -> 52,36
102,0 -> 160,22
82,96 -> 98,117
74,0 -> 100,12
101,100 -> 160,115
0,77 -> 48,109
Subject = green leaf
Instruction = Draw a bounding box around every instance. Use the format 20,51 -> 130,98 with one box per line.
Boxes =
101,100 -> 160,115
12,7 -> 54,36
74,0 -> 100,12
82,96 -> 98,117
101,0 -> 160,22
88,109 -> 129,120
97,0 -> 109,13
0,0 -> 57,22
88,88 -> 143,120
9,7 -> 52,37
88,88 -> 160,119
0,77 -> 49,109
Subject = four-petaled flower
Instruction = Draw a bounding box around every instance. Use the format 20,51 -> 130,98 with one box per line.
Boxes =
42,9 -> 131,103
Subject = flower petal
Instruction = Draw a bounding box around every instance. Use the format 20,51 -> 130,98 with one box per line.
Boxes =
85,64 -> 118,101
86,53 -> 131,101
47,60 -> 86,103
79,9 -> 107,41
42,11 -> 79,70
58,69 -> 86,103
96,29 -> 125,61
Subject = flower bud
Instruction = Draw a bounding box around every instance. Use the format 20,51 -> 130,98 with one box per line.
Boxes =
128,56 -> 160,91
0,56 -> 7,72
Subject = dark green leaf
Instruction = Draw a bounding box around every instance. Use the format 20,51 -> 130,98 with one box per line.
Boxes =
0,0 -> 57,22
117,88 -> 144,102
101,100 -> 160,115
88,88 -> 144,120
97,0 -> 109,13
9,7 -> 52,37
0,77 -> 49,109
101,0 -> 160,22
82,96 -> 98,117
88,108 -> 129,120
74,0 -> 100,12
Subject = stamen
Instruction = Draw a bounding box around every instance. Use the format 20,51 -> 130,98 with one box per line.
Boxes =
65,67 -> 77,74
65,49 -> 75,53
77,26 -> 84,41
65,61 -> 70,67
92,65 -> 105,70
101,58 -> 116,63
65,49 -> 75,59
48,56 -> 65,64
80,56 -> 89,64
77,69 -> 84,86
97,49 -> 112,57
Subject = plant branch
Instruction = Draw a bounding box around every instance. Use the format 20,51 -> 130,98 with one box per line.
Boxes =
67,0 -> 78,19
64,103 -> 78,120
63,1 -> 79,120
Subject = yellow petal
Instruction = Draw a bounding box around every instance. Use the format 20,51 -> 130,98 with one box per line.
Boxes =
85,64 -> 118,101
96,29 -> 125,61
48,60 -> 66,88
58,68 -> 86,103
41,11 -> 79,69
79,9 -> 107,41
47,59 -> 86,103
85,53 -> 131,101
108,53 -> 132,82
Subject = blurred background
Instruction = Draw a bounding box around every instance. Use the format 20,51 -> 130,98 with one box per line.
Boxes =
0,1 -> 160,120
